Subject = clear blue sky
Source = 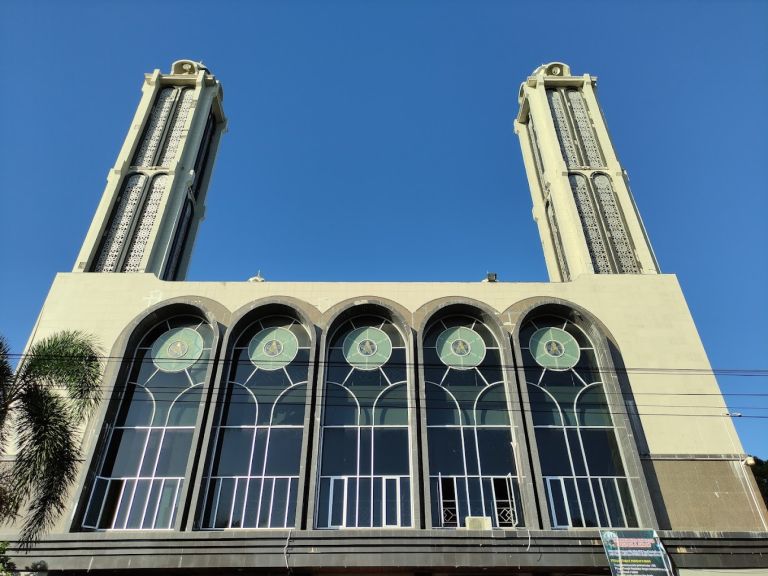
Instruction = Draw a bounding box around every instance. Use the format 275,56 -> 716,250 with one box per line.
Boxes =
1,0 -> 766,455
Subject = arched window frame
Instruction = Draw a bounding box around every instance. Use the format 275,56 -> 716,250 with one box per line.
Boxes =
197,313 -> 313,530
75,302 -> 222,532
416,303 -> 535,530
192,302 -> 318,531
310,303 -> 417,529
509,301 -> 657,530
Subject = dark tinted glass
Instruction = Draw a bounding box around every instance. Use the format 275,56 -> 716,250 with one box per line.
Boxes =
154,480 -> 177,527
102,429 -> 145,476
221,384 -> 257,426
426,384 -> 461,425
359,428 -> 372,475
617,478 -> 638,527
265,429 -> 303,475
346,367 -> 387,389
475,384 -> 510,426
248,429 -> 268,475
373,429 -> 409,475
400,478 -> 411,526
374,383 -> 408,425
115,385 -> 154,427
581,429 -> 624,476
213,428 -> 252,476
231,352 -> 255,384
146,370 -> 189,425
427,428 -> 465,475
167,386 -> 202,426
84,478 -> 107,526
382,348 -> 407,384
527,384 -> 562,426
325,348 -> 349,384
139,429 -> 163,476
323,384 -> 358,425
565,478 -> 584,527
422,347 -> 446,385
576,385 -> 613,427
321,428 -> 358,475
566,429 -> 586,475
271,385 -> 306,425
126,479 -> 150,528
476,428 -> 516,475
463,429 -> 478,475
478,349 -> 503,384
285,348 -> 310,383
534,428 -> 571,476
380,321 -> 404,347
98,480 -> 123,528
577,477 -> 599,527
155,429 -> 193,476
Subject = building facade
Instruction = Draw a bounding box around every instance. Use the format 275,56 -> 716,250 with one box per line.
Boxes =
4,60 -> 767,575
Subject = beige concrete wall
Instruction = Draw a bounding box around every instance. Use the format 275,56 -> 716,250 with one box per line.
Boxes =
28,271 -> 740,456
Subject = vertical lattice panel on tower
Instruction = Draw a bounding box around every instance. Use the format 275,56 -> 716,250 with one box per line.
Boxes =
91,85 -> 194,273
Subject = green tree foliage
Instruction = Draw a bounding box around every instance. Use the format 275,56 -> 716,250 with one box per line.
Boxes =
0,332 -> 102,548
0,541 -> 15,575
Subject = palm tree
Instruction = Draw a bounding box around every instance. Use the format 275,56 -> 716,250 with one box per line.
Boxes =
0,331 -> 102,548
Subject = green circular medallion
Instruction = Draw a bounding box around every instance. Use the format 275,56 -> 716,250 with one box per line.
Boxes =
436,326 -> 486,369
249,327 -> 299,370
343,327 -> 392,370
151,327 -> 204,373
529,327 -> 580,371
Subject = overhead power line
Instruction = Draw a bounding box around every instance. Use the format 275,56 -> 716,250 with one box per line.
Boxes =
5,351 -> 768,377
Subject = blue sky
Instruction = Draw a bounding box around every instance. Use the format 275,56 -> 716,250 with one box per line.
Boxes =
1,0 -> 766,455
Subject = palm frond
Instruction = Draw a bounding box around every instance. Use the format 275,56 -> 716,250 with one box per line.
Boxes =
1,330 -> 103,547
17,331 -> 102,420
0,465 -> 20,523
0,336 -> 13,454
0,336 -> 11,391
12,384 -> 81,548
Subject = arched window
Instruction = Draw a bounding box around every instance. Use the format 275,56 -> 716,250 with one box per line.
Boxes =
520,314 -> 638,528
82,315 -> 214,530
423,315 -> 522,528
316,315 -> 412,528
200,316 -> 311,529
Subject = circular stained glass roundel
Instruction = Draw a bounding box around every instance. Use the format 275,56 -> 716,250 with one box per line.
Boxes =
151,327 -> 204,373
343,327 -> 392,371
529,327 -> 580,371
249,327 -> 299,370
436,326 -> 486,369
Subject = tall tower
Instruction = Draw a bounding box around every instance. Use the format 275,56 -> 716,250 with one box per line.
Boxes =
515,62 -> 658,281
74,60 -> 226,280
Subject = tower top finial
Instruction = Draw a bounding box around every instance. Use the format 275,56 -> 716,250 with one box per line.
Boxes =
532,62 -> 572,77
170,59 -> 209,75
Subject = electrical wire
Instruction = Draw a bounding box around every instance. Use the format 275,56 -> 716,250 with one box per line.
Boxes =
5,351 -> 768,377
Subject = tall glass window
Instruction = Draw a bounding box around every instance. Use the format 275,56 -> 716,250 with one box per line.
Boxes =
316,315 -> 412,528
82,315 -> 213,530
520,314 -> 637,528
200,316 -> 310,529
423,316 -> 523,529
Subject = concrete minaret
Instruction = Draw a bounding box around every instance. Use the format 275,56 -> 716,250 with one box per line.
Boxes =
515,62 -> 658,282
74,60 -> 226,280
